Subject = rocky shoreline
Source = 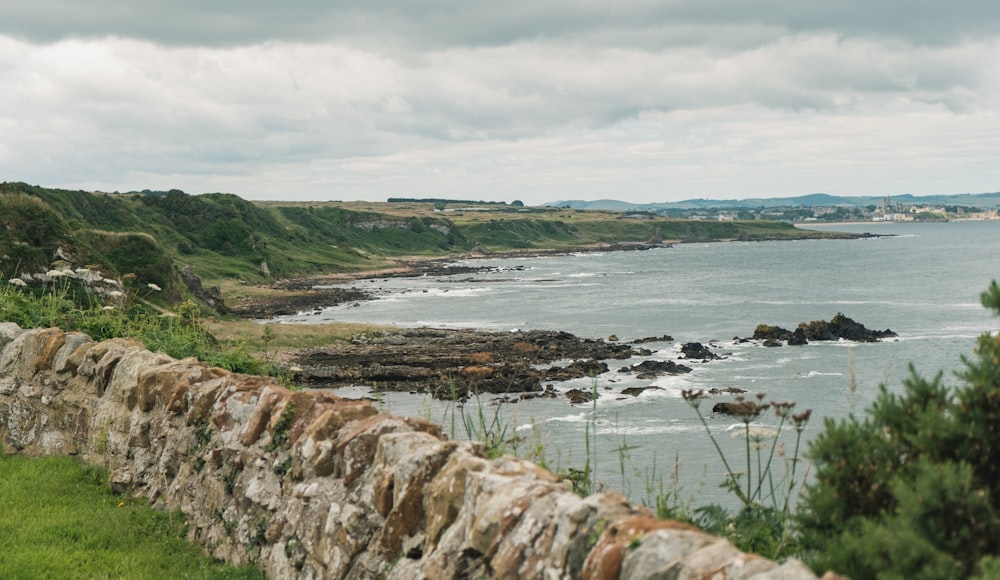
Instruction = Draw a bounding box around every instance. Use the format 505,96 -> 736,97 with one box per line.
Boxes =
227,245 -> 895,403
280,328 -> 647,399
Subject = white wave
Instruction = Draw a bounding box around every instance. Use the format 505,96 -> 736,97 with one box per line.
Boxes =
544,412 -> 592,424
801,370 -> 844,378
416,287 -> 496,297
594,423 -> 700,436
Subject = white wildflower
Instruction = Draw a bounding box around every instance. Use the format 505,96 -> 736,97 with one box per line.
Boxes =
8,278 -> 27,287
108,290 -> 125,298
102,305 -> 115,311
46,269 -> 66,277
102,278 -> 121,288
147,283 -> 162,292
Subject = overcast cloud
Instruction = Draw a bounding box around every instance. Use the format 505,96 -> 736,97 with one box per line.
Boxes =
2,1 -> 999,204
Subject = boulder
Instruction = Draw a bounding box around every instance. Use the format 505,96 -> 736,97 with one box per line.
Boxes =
787,327 -> 809,346
632,335 -> 674,344
621,386 -> 664,397
680,342 -> 720,360
712,401 -> 761,416
798,313 -> 897,342
619,360 -> 693,378
181,265 -> 226,312
565,388 -> 597,405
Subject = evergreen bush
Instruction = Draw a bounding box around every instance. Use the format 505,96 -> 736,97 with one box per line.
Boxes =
799,281 -> 1000,579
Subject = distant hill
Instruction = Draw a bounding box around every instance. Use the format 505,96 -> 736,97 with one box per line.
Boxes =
547,192 -> 1000,211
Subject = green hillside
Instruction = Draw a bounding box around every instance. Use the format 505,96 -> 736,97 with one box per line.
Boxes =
1,182 -> 851,309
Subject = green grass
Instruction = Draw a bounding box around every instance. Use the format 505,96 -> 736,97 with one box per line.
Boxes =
0,455 -> 263,579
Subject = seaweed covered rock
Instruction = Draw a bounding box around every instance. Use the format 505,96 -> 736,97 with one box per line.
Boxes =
798,313 -> 897,342
749,314 -> 896,344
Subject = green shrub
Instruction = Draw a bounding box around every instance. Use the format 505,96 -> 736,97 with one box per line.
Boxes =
798,281 -> 1000,578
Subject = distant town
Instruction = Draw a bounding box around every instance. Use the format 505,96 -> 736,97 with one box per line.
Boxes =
544,192 -> 1000,223
713,196 -> 999,223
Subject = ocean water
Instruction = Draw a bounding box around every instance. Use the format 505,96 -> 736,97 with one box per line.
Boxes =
277,220 -> 1000,507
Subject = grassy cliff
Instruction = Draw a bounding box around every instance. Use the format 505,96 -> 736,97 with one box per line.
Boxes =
1,182 -> 851,302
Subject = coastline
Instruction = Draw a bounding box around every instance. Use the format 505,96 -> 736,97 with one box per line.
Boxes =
221,229 -> 890,401
225,227 -> 878,320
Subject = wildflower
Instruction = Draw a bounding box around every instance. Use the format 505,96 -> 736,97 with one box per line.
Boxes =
102,306 -> 115,311
8,278 -> 27,287
792,409 -> 813,433
46,269 -> 66,278
108,290 -> 124,298
147,283 -> 162,292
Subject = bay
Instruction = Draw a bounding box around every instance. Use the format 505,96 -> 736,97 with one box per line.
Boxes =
277,221 -> 1000,508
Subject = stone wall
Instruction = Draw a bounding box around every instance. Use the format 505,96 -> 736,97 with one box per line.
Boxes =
0,324 -> 825,579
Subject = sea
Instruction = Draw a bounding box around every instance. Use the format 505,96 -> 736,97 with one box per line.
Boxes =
276,220 -> 1000,508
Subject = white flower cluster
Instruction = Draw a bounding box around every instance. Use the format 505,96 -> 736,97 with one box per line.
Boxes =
6,263 -> 165,307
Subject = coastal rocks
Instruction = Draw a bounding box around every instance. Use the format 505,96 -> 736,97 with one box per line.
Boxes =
632,334 -> 674,344
618,360 -> 693,379
749,314 -> 897,345
799,314 -> 897,342
226,286 -> 371,318
621,386 -> 665,397
181,265 -> 226,312
680,342 -> 721,360
712,401 -> 761,416
540,359 -> 608,381
285,328 -> 637,399
753,325 -> 808,346
565,388 -> 597,404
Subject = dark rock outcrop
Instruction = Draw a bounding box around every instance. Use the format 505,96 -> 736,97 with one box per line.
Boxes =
541,359 -> 609,381
618,360 -> 693,378
787,327 -> 809,345
565,388 -> 597,404
226,285 -> 371,318
181,265 -> 226,312
285,329 -> 636,399
797,313 -> 897,342
632,335 -> 674,344
680,342 -> 721,360
712,401 -> 761,416
750,314 -> 896,344
621,386 -> 665,397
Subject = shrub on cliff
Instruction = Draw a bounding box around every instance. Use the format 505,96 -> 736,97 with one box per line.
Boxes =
798,281 -> 1000,579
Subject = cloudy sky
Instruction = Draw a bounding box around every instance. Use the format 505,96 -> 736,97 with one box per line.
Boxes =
2,1 -> 999,205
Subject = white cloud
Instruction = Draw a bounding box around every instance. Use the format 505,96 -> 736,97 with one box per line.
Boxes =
2,1 -> 1000,203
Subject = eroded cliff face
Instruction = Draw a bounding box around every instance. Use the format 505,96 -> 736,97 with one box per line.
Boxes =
0,323 -> 821,579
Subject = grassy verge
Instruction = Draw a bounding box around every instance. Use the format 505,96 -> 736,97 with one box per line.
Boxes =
204,319 -> 390,353
0,455 -> 263,579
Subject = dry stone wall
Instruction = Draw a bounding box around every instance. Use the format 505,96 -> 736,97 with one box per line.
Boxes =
0,324 -> 826,579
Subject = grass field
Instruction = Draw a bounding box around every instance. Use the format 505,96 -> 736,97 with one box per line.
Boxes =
0,455 -> 263,580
